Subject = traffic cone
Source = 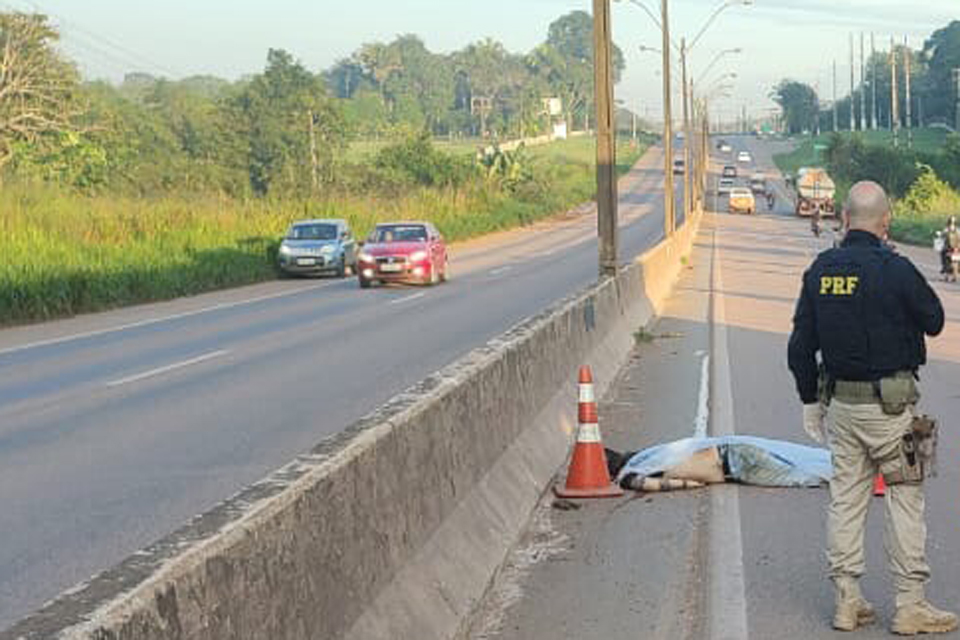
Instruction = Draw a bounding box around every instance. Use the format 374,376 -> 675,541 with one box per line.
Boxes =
873,473 -> 886,497
554,366 -> 624,499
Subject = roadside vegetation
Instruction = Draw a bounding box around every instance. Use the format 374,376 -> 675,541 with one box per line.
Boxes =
0,9 -> 655,326
0,135 -> 646,326
773,129 -> 960,245
768,20 -> 960,245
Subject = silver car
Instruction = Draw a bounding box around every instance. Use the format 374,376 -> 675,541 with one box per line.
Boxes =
277,219 -> 357,277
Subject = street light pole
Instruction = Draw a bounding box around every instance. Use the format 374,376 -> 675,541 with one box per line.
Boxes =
833,60 -> 838,132
904,36 -> 913,149
891,37 -> 900,147
661,0 -> 675,236
681,37 -> 691,226
697,48 -> 742,88
871,33 -> 878,130
593,0 -> 618,276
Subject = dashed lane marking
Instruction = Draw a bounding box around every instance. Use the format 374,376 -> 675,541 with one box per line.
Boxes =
388,292 -> 427,305
106,350 -> 229,388
0,283 -> 334,358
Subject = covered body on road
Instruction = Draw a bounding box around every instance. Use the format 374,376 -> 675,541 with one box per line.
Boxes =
611,435 -> 832,488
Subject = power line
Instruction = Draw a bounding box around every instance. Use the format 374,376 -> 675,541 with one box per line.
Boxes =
4,0 -> 181,78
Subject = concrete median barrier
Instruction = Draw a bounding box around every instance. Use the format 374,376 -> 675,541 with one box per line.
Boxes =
4,208 -> 702,640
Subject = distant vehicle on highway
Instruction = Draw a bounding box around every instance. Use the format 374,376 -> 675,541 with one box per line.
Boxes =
718,177 -> 736,195
737,151 -> 753,164
728,188 -> 756,214
278,219 -> 356,278
794,167 -> 837,218
722,165 -> 737,178
750,173 -> 766,193
673,158 -> 685,174
357,222 -> 449,288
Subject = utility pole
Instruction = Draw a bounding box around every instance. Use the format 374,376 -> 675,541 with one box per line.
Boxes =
860,33 -> 867,131
904,36 -> 913,149
871,33 -> 878,130
661,0 -> 675,236
593,0 -> 618,275
681,37 -> 691,224
891,37 -> 900,147
954,68 -> 960,133
308,110 -> 320,194
849,33 -> 856,131
833,60 -> 839,132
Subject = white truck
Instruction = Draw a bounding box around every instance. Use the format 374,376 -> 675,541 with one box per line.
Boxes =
793,167 -> 836,217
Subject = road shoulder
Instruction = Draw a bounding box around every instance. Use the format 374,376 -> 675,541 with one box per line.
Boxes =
466,220 -> 715,640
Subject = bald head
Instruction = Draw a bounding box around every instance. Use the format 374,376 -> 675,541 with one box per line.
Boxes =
844,181 -> 891,236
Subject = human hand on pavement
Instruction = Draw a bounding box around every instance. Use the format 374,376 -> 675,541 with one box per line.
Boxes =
803,403 -> 826,444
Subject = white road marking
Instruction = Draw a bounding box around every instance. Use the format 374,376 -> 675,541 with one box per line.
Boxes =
0,283 -> 333,357
106,350 -> 229,388
489,266 -> 513,276
388,292 -> 426,305
693,352 -> 711,439
708,223 -> 750,640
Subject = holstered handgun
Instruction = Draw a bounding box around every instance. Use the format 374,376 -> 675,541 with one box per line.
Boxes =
912,414 -> 938,478
884,414 -> 938,485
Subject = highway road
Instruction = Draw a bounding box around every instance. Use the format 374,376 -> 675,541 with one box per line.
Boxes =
0,144 -> 685,628
472,134 -> 960,639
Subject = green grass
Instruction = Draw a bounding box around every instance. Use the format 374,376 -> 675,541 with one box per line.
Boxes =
773,128 -> 951,177
346,137 -> 485,162
773,138 -> 821,177
0,137 -> 647,326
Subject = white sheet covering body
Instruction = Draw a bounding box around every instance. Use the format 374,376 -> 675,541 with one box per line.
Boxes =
617,436 -> 833,487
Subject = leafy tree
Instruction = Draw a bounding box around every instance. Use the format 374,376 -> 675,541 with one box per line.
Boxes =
453,38 -> 521,136
326,57 -> 369,99
771,80 -> 819,134
922,21 -> 960,124
231,49 -> 347,196
543,11 -> 625,130
357,42 -> 402,110
0,12 -> 82,171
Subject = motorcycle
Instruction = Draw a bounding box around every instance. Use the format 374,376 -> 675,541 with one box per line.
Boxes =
951,248 -> 960,282
810,206 -> 822,237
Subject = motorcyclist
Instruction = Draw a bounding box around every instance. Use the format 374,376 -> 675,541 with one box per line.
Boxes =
943,217 -> 960,282
811,204 -> 822,237
934,231 -> 947,276
766,189 -> 776,211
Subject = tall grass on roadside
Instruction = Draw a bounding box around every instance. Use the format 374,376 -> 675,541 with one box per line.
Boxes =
890,167 -> 960,246
0,138 -> 644,326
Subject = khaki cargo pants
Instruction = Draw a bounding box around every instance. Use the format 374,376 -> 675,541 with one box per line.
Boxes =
826,400 -> 930,606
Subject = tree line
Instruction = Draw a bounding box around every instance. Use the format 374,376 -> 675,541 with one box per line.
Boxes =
0,10 -> 625,199
772,21 -> 960,135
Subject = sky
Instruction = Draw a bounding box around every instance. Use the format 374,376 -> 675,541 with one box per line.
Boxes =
3,0 -> 957,125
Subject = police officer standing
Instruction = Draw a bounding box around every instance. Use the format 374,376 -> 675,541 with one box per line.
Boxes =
788,181 -> 955,634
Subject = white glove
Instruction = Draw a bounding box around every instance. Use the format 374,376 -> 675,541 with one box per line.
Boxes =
803,403 -> 826,444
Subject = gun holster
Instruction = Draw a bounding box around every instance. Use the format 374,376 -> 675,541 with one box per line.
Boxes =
884,415 -> 938,485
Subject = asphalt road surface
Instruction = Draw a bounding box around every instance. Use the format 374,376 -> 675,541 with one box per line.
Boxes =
472,134 -> 960,640
0,144 -> 686,629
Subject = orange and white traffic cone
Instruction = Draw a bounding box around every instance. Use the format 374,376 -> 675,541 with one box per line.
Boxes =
873,473 -> 886,497
554,366 -> 624,499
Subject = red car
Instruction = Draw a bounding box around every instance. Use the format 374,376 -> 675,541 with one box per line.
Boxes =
357,222 -> 449,288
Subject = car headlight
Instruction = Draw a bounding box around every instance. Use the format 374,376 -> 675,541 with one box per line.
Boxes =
320,245 -> 336,255
409,251 -> 428,262
358,252 -> 375,263
279,244 -> 293,255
